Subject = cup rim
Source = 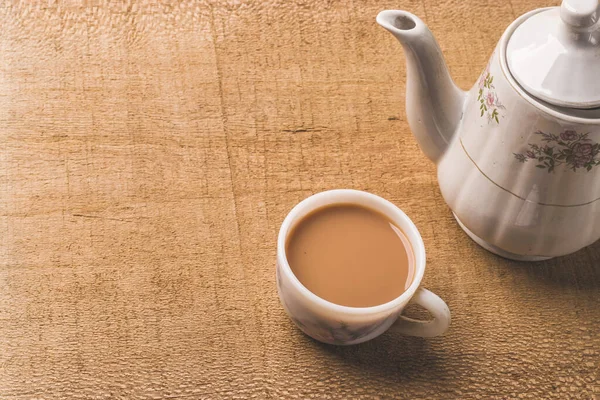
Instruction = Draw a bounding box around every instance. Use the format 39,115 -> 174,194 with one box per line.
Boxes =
277,189 -> 426,316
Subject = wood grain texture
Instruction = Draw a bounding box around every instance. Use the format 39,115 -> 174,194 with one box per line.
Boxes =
0,1 -> 598,398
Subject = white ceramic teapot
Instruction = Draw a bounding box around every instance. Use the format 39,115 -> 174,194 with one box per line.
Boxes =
377,0 -> 600,261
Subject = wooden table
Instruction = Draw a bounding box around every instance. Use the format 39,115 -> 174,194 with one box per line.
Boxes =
1,1 -> 598,398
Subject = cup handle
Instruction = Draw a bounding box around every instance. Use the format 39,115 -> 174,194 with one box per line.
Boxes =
389,288 -> 451,337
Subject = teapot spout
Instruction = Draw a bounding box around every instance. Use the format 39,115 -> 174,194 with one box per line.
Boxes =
377,10 -> 466,163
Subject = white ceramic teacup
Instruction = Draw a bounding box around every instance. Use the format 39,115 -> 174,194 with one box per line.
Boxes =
276,189 -> 451,345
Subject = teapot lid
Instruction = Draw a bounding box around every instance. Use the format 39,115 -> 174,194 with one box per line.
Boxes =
507,0 -> 600,109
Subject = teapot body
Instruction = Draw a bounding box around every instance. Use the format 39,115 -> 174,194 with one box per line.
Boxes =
438,10 -> 600,259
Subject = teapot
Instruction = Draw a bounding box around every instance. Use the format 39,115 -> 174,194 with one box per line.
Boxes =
377,0 -> 600,261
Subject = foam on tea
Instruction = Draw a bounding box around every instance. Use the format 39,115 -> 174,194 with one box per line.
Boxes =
286,203 -> 415,308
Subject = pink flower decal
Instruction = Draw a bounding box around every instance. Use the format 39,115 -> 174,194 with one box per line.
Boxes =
486,92 -> 495,107
573,143 -> 594,168
477,64 -> 504,124
560,130 -> 578,141
574,142 -> 593,156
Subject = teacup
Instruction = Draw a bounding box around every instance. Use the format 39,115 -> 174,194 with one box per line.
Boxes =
276,189 -> 451,345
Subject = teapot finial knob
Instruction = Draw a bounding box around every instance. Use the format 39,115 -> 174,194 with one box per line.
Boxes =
560,0 -> 599,29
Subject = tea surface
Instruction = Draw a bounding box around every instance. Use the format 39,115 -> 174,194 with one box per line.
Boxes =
286,204 -> 414,307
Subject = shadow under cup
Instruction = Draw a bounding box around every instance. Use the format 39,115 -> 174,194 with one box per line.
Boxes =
276,189 -> 447,345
